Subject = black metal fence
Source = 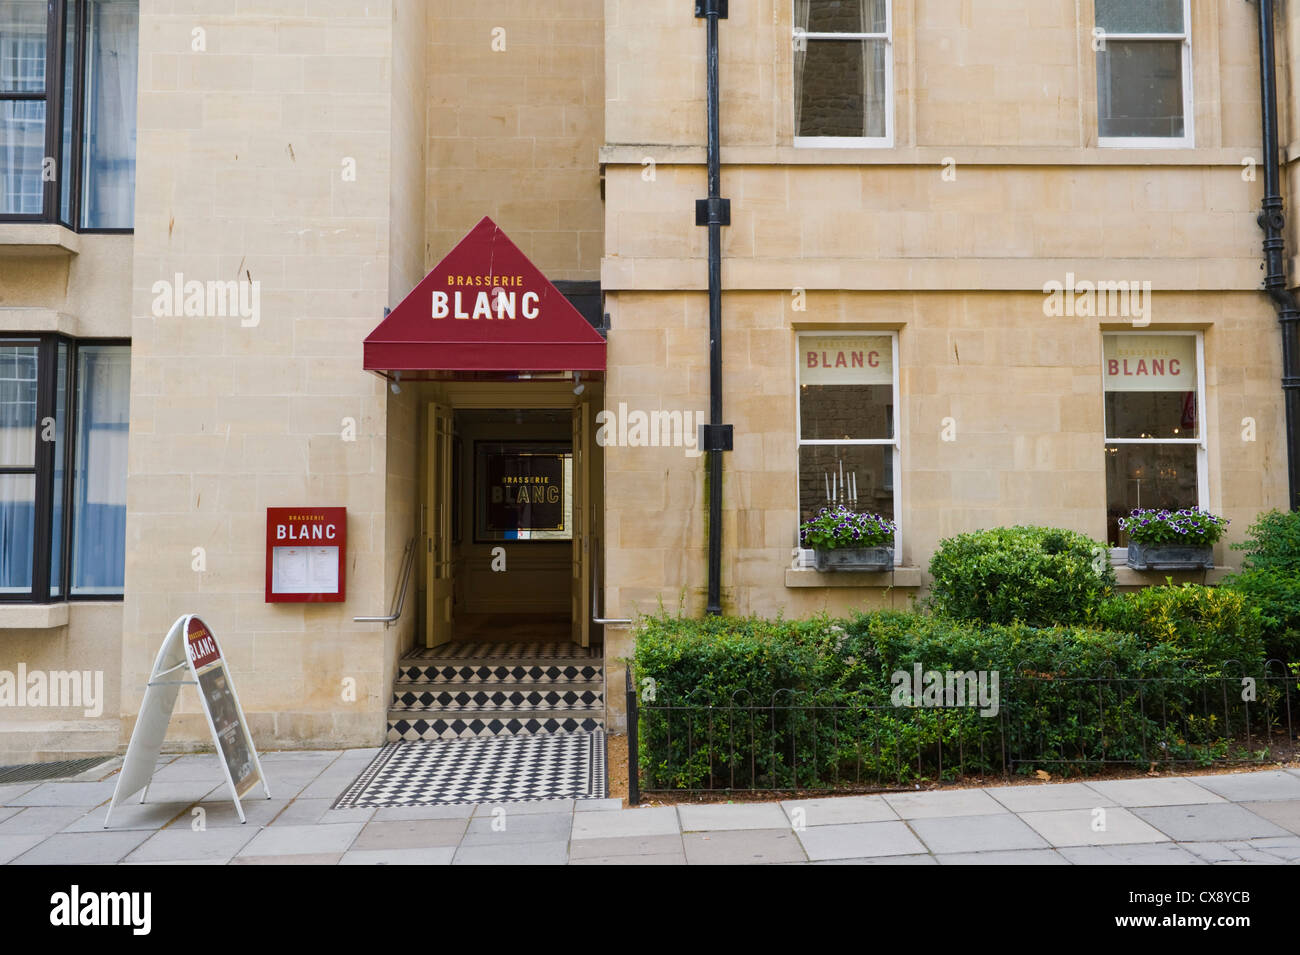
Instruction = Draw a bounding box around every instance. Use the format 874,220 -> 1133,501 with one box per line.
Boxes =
625,663 -> 1299,804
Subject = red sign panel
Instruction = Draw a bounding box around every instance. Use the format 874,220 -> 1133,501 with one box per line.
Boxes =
186,616 -> 221,670
265,507 -> 346,603
363,216 -> 606,373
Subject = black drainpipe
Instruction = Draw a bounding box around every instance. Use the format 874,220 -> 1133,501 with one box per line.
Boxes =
1255,0 -> 1300,511
695,0 -> 732,614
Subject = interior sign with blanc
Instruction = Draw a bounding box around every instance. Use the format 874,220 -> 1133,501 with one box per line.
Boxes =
105,614 -> 270,827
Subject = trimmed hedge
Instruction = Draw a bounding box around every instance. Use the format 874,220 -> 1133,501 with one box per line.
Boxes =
1220,509 -> 1300,663
632,608 -> 1273,791
926,526 -> 1115,626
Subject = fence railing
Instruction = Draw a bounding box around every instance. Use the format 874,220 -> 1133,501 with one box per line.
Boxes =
625,663 -> 1299,804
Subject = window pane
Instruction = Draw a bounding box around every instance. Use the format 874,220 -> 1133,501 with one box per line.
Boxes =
0,343 -> 38,466
1095,0 -> 1183,35
50,342 -> 67,596
1105,391 -> 1197,439
797,0 -> 887,34
1105,443 -> 1198,546
0,99 -> 45,214
1103,333 -> 1197,437
1097,40 -> 1184,138
59,10 -> 75,224
0,0 -> 47,93
71,345 -> 129,595
795,38 -> 886,138
0,472 -> 35,593
80,0 -> 138,229
799,444 -> 893,527
799,334 -> 893,439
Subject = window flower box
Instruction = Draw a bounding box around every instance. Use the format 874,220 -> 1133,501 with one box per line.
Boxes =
799,506 -> 896,573
1119,507 -> 1227,571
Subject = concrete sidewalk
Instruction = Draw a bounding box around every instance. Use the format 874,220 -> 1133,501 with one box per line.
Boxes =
3,749 -> 1300,864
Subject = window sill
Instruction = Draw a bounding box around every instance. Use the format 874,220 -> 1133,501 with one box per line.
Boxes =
0,224 -> 81,256
0,603 -> 70,630
785,566 -> 922,588
1114,566 -> 1232,587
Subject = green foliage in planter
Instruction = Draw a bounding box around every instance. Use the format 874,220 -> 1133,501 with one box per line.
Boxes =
1119,506 -> 1229,547
926,526 -> 1115,626
798,505 -> 895,550
1090,583 -> 1266,674
630,609 -> 1258,793
1220,509 -> 1300,662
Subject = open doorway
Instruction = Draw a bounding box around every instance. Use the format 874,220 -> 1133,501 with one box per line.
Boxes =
423,394 -> 599,651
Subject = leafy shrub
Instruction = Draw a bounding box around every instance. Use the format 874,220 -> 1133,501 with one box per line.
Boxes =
1221,509 -> 1300,662
926,526 -> 1115,626
799,505 -> 895,549
1091,583 -> 1266,673
1120,506 -> 1229,546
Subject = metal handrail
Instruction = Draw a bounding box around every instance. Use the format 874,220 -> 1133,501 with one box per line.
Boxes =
354,537 -> 416,627
591,540 -> 632,625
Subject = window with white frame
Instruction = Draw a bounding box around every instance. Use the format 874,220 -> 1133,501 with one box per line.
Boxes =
1094,0 -> 1192,147
793,0 -> 892,146
797,332 -> 899,556
1103,332 -> 1206,546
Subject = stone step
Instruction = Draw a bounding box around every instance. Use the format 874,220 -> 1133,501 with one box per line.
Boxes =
395,660 -> 604,685
386,713 -> 605,742
390,684 -> 604,712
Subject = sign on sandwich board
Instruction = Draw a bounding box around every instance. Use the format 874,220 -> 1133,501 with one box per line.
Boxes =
105,614 -> 270,827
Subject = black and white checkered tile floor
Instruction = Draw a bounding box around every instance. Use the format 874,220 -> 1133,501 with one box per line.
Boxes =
333,731 -> 607,807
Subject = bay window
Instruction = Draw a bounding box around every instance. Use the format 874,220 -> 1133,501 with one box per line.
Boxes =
0,0 -> 137,229
0,336 -> 129,602
796,332 -> 900,560
1103,332 -> 1206,546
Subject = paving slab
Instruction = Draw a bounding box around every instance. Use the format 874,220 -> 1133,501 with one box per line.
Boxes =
910,813 -> 1050,854
72,801 -> 191,832
231,853 -> 343,865
269,798 -> 374,827
1083,776 -> 1224,807
683,829 -> 806,865
780,796 -> 897,827
1192,770 -> 1300,802
570,852 -> 687,865
571,806 -> 679,840
1236,836 -> 1300,862
235,822 -> 363,857
472,799 -> 575,817
796,820 -> 928,861
937,849 -> 1067,865
0,806 -> 22,824
1059,843 -> 1206,865
180,798 -> 290,829
678,802 -> 792,832
1134,803 -> 1291,842
128,781 -> 222,804
11,829 -> 153,865
986,782 -> 1115,813
147,756 -> 228,782
0,806 -> 88,835
126,827 -> 260,863
883,789 -> 1008,819
461,812 -> 572,845
1240,800 -> 1300,835
370,804 -> 476,821
1020,807 -> 1169,847
1183,841 -> 1246,863
811,854 -> 937,865
575,798 -> 624,812
453,841 -> 569,865
340,847 -> 456,865
568,833 -> 684,860
9,780 -> 118,807
0,783 -> 38,805
0,834 -> 44,864
351,818 -> 469,850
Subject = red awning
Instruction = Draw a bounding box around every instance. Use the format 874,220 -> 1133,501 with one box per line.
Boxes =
364,217 -> 606,374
